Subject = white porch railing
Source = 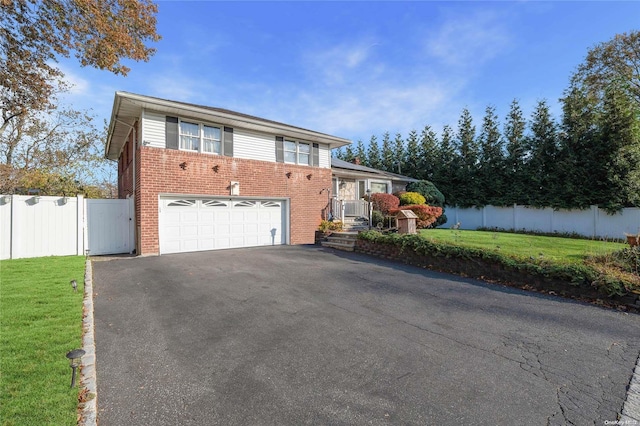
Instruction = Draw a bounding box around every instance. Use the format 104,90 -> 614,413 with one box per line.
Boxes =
331,198 -> 370,221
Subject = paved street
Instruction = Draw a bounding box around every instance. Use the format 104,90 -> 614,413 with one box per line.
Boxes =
93,246 -> 640,425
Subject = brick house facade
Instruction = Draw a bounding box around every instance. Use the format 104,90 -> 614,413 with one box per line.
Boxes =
106,92 -> 349,256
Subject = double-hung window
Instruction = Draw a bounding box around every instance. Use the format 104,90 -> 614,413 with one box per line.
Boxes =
180,121 -> 200,151
179,121 -> 222,155
284,139 -> 311,164
202,125 -> 221,154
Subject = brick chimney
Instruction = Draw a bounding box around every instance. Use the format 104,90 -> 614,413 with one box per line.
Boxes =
352,157 -> 361,165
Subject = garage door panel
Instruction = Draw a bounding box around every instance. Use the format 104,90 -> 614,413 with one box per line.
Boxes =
200,226 -> 214,237
181,225 -> 199,237
216,224 -> 231,235
160,197 -> 286,254
200,239 -> 214,250
182,211 -> 199,222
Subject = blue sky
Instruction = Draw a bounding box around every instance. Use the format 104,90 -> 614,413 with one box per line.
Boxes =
59,1 -> 640,146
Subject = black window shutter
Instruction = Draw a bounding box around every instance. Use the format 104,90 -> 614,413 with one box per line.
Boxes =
223,127 -> 233,157
275,136 -> 284,163
312,143 -> 319,166
166,116 -> 179,150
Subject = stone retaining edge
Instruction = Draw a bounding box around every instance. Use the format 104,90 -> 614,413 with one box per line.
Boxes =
620,352 -> 640,422
80,259 -> 97,426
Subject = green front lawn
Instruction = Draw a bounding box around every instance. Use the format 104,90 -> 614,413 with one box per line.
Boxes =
0,256 -> 85,426
420,229 -> 627,264
358,229 -> 639,298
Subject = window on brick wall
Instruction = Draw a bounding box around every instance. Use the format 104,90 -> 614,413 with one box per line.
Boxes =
283,140 -> 311,165
179,120 -> 222,154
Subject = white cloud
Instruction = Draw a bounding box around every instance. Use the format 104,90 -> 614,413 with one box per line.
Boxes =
55,63 -> 91,95
425,11 -> 512,69
271,12 -> 515,140
303,40 -> 382,86
235,36 -> 473,139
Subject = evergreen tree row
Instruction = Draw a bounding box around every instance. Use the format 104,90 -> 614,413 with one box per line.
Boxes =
336,31 -> 640,212
335,95 -> 640,211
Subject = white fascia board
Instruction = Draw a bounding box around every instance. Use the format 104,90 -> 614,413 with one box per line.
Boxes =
105,93 -> 123,159
332,168 -> 412,182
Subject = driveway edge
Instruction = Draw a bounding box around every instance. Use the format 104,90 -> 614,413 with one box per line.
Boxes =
621,352 -> 640,422
80,259 -> 98,426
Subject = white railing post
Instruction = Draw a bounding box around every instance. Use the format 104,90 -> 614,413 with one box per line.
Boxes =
340,200 -> 345,222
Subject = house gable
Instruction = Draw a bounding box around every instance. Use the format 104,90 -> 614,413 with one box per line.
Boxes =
105,91 -> 350,255
107,92 -> 349,169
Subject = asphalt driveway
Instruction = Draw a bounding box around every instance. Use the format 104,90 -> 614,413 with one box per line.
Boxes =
93,246 -> 640,425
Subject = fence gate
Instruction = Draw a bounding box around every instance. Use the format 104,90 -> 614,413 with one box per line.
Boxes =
86,198 -> 134,255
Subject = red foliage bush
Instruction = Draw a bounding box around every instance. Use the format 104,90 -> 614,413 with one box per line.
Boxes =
389,205 -> 443,228
370,193 -> 400,215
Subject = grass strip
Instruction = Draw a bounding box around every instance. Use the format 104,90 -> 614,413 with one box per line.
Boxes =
359,230 -> 638,297
421,229 -> 627,265
1,256 -> 85,426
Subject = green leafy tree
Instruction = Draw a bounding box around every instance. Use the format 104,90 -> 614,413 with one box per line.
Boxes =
403,130 -> 420,179
380,131 -> 394,172
0,107 -> 110,195
343,144 -> 355,162
1,0 -> 160,137
573,31 -> 640,107
503,99 -> 528,205
406,180 -> 445,207
478,105 -> 505,205
367,135 -> 382,170
454,108 -> 480,207
525,100 -> 559,207
558,31 -> 640,210
558,85 -> 600,208
597,83 -> 640,210
405,180 -> 447,226
398,191 -> 426,206
1,0 -> 160,195
433,125 -> 456,206
418,125 -> 439,182
355,139 -> 367,165
393,133 -> 405,174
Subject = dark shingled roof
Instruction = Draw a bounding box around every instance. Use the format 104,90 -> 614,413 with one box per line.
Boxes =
331,158 -> 418,182
118,91 -> 343,140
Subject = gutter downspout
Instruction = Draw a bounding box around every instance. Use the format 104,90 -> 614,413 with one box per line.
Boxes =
114,118 -> 137,254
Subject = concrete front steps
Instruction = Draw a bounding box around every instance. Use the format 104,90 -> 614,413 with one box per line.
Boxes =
342,217 -> 369,232
321,231 -> 359,252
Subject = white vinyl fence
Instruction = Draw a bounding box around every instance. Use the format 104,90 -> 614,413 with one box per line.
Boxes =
440,205 -> 640,239
0,194 -> 134,260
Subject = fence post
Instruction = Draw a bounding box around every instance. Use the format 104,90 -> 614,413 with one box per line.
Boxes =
10,195 -> 20,259
482,206 -> 486,228
77,195 -> 85,256
591,205 -> 598,238
513,204 -> 518,230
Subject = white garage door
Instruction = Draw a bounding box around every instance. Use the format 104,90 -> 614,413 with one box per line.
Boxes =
159,197 -> 286,254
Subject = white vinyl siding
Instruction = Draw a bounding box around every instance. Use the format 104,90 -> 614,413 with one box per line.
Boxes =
141,110 -> 165,148
318,144 -> 330,169
234,129 -> 276,162
139,115 -> 332,168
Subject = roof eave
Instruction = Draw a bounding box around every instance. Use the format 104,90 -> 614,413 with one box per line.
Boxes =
331,167 -> 416,182
104,93 -> 122,159
110,92 -> 351,151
